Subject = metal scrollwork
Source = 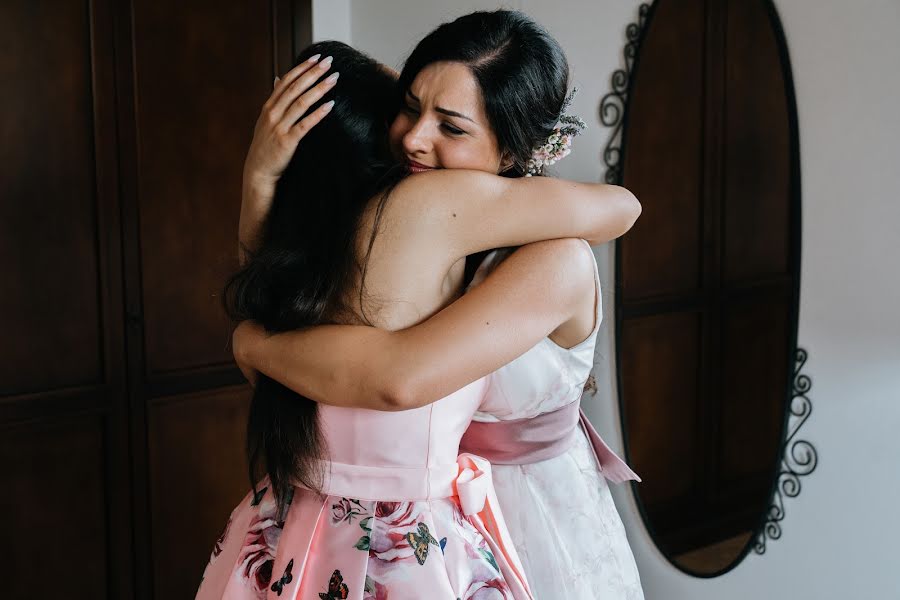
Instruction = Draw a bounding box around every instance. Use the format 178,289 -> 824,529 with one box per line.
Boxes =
753,348 -> 818,554
600,2 -> 651,184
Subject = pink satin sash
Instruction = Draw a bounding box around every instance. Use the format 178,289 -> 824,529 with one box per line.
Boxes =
459,401 -> 641,484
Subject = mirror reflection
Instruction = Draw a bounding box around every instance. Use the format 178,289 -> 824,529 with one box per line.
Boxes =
616,0 -> 801,575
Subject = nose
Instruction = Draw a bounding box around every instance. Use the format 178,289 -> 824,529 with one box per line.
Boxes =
402,116 -> 431,158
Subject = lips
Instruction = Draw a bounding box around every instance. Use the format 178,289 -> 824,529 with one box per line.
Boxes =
406,159 -> 435,173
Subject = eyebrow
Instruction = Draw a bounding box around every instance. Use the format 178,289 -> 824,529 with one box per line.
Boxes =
407,90 -> 476,124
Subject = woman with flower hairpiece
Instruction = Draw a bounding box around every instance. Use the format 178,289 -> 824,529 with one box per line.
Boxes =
224,10 -> 645,600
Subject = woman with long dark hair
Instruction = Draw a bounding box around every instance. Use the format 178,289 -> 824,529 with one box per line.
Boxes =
233,11 -> 645,600
198,26 -> 639,600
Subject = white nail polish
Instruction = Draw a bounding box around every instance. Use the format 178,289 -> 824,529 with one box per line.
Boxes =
326,72 -> 340,83
308,53 -> 321,62
321,55 -> 334,65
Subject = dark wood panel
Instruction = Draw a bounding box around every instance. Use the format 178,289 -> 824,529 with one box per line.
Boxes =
148,386 -> 252,599
620,0 -> 705,300
719,294 -> 790,483
722,0 -> 791,283
621,312 -> 702,508
616,0 -> 800,573
0,0 -> 103,395
1,417 -> 108,598
0,385 -> 109,424
132,0 -> 277,376
0,1 -> 309,597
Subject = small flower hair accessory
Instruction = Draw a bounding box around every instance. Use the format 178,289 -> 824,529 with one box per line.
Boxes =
525,87 -> 587,177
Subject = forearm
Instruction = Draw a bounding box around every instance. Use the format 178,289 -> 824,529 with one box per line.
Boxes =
245,314 -> 515,412
238,168 -> 277,264
240,322 -> 406,410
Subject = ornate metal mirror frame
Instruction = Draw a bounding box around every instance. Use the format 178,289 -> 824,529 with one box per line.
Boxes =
602,0 -> 818,577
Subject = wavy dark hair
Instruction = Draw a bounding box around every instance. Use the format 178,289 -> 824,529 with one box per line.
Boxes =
224,41 -> 401,510
398,10 -> 570,177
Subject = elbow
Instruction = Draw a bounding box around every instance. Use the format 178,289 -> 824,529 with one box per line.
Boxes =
610,186 -> 641,238
586,185 -> 642,245
232,321 -> 256,368
373,337 -> 434,411
620,186 -> 642,231
378,376 -> 424,412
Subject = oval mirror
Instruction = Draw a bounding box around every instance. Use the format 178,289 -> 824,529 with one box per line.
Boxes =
614,0 -> 801,576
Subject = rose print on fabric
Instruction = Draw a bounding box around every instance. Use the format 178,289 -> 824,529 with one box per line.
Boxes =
197,489 -> 524,599
443,501 -> 512,599
327,497 -> 374,551
368,502 -> 422,563
235,492 -> 283,596
331,498 -> 368,526
362,575 -> 389,600
461,578 -> 510,600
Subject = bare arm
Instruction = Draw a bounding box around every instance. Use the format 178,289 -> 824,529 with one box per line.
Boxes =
234,238 -> 596,410
393,169 -> 641,258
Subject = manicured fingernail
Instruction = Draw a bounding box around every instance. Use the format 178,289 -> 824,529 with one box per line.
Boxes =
322,100 -> 335,112
321,55 -> 333,66
307,53 -> 321,62
325,72 -> 340,83
273,76 -> 280,88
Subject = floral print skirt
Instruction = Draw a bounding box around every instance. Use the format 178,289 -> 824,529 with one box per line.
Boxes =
195,483 -> 518,600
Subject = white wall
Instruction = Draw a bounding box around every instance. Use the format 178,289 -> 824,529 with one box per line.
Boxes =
312,0 -> 351,43
320,1 -> 900,597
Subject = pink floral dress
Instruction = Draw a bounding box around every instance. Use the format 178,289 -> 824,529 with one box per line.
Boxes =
195,378 -> 531,600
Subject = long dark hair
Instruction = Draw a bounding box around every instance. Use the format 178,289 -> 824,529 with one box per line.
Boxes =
398,10 -> 570,177
224,41 -> 401,509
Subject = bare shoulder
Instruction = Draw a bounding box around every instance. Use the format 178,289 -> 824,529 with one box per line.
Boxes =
511,238 -> 596,300
515,238 -> 594,271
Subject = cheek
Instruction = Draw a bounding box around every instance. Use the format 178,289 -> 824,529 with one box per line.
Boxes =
435,139 -> 502,173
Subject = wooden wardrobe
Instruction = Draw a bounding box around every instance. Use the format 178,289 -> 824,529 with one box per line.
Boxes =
0,1 -> 310,597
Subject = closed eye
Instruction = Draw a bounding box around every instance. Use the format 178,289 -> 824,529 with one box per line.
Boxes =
442,123 -> 465,136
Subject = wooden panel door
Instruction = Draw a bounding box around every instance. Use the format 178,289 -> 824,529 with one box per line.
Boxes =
0,0 -> 129,597
0,1 -> 311,597
115,1 -> 308,596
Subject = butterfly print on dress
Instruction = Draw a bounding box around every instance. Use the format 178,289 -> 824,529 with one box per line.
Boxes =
407,522 -> 440,565
319,569 -> 349,599
270,559 -> 293,596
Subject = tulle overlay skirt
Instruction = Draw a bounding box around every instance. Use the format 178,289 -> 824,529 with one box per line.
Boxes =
196,482 -> 522,600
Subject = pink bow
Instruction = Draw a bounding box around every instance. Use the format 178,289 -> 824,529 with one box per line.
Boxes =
455,454 -> 533,600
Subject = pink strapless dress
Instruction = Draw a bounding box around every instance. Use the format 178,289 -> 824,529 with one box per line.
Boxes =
195,377 -> 531,600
